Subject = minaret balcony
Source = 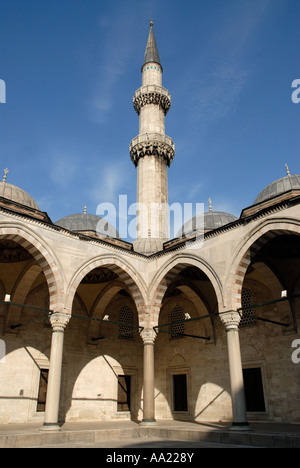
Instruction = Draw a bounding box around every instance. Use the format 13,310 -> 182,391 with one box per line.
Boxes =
133,85 -> 171,115
130,133 -> 175,167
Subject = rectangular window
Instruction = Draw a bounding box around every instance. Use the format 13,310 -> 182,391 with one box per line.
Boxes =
173,374 -> 188,412
117,375 -> 131,412
243,367 -> 266,412
37,369 -> 49,412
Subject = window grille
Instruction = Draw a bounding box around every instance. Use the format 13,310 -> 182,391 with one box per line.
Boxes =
119,306 -> 133,340
171,305 -> 185,339
240,288 -> 256,328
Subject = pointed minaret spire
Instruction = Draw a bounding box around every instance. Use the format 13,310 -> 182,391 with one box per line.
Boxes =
142,19 -> 162,71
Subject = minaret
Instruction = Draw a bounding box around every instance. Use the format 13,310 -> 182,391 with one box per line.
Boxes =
130,21 -> 175,254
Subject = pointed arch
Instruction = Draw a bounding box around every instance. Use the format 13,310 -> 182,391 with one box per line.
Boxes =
225,219 -> 300,311
149,254 -> 224,328
66,255 -> 147,325
0,225 -> 65,312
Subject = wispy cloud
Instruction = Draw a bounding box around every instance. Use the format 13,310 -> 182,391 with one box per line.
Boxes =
87,13 -> 136,124
173,0 -> 271,132
49,152 -> 79,188
88,157 -> 135,206
185,60 -> 248,127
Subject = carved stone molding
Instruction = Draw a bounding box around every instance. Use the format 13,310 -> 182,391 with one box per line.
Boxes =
49,312 -> 70,332
130,133 -> 175,167
134,92 -> 171,115
140,328 -> 157,345
133,85 -> 171,116
220,311 -> 241,331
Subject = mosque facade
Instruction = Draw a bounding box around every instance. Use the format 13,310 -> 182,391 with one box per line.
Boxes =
0,23 -> 299,430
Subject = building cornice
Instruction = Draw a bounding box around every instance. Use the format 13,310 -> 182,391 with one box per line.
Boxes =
160,195 -> 300,257
0,194 -> 299,263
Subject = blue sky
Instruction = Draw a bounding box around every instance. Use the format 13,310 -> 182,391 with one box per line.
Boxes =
0,0 -> 299,240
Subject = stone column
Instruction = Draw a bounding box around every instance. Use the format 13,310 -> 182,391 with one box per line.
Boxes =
41,312 -> 70,431
220,311 -> 251,431
140,328 -> 157,424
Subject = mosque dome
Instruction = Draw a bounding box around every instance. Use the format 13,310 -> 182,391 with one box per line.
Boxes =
254,171 -> 300,205
55,209 -> 119,239
0,180 -> 40,210
176,201 -> 238,237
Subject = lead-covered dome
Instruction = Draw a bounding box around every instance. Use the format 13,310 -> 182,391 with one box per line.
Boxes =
55,212 -> 119,238
254,173 -> 300,205
176,209 -> 238,237
0,181 -> 40,210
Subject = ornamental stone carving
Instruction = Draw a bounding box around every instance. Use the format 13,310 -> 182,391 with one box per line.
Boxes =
130,133 -> 175,167
133,85 -> 171,116
219,311 -> 241,331
49,312 -> 70,332
134,92 -> 171,115
140,328 -> 157,345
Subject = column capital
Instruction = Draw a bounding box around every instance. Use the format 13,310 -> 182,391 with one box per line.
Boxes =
220,311 -> 241,331
49,312 -> 70,332
140,328 -> 157,345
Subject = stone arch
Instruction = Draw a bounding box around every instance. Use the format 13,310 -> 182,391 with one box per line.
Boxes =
86,280 -> 132,341
226,219 -> 300,311
66,256 -> 147,325
5,261 -> 43,328
0,225 -> 64,312
90,280 -> 126,319
149,254 -> 224,328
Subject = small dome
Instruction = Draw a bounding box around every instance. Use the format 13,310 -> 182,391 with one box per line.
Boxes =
0,181 -> 39,210
254,174 -> 300,205
55,213 -> 119,238
176,210 -> 238,237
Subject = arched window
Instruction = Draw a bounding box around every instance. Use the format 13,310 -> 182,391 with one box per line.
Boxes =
171,304 -> 185,339
119,305 -> 134,340
240,288 -> 256,328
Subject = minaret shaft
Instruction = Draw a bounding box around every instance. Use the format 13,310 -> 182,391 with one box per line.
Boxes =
130,22 -> 175,254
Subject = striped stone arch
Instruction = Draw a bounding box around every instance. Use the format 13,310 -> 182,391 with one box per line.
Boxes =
0,226 -> 64,312
66,256 -> 147,324
228,220 -> 300,311
149,255 -> 224,328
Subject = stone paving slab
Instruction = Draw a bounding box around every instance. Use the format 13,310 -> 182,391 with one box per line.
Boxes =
0,420 -> 299,448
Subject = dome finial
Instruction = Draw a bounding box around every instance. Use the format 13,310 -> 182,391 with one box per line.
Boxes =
83,204 -> 87,214
2,168 -> 9,183
285,164 -> 291,176
208,198 -> 213,212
